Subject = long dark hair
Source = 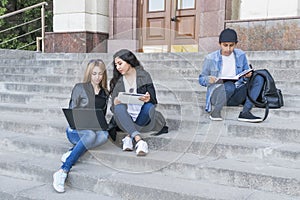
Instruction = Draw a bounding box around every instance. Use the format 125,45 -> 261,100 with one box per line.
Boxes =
109,49 -> 142,94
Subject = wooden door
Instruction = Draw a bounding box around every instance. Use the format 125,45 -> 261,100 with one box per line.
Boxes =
141,0 -> 199,52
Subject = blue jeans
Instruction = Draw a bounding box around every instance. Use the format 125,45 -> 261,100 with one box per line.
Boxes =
211,75 -> 264,112
114,102 -> 154,138
61,127 -> 108,172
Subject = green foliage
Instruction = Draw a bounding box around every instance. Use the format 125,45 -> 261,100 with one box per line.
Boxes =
0,0 -> 53,51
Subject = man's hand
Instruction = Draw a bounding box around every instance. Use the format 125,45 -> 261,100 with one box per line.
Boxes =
208,76 -> 217,84
244,71 -> 252,78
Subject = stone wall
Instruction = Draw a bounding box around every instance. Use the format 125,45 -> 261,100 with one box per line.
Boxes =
45,32 -> 108,53
226,17 -> 300,51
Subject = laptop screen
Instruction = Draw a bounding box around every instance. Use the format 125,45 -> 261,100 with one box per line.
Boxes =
62,108 -> 108,131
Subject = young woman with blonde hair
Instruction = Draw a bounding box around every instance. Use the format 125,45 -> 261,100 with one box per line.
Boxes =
53,59 -> 109,193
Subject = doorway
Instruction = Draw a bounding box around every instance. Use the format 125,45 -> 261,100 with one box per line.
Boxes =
141,0 -> 200,52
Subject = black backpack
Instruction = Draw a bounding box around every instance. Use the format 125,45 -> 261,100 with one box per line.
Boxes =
247,68 -> 284,121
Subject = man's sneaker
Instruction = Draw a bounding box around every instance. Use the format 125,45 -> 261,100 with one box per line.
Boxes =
209,110 -> 223,121
61,150 -> 72,163
238,111 -> 263,122
122,136 -> 133,151
135,140 -> 148,156
53,170 -> 67,193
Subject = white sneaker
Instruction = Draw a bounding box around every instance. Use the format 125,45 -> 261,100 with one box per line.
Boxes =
135,140 -> 148,156
122,136 -> 133,151
61,150 -> 72,163
53,170 -> 67,193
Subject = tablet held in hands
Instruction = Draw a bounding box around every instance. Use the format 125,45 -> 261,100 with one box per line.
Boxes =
117,92 -> 144,105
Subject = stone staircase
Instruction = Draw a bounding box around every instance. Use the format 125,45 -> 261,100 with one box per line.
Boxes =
0,49 -> 299,200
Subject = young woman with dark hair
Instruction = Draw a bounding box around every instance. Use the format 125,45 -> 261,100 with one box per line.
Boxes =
109,49 -> 168,156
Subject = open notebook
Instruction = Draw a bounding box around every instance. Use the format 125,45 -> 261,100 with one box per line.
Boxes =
216,68 -> 253,83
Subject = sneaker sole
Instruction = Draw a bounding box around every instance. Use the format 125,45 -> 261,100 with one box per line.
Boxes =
123,148 -> 133,151
209,116 -> 223,121
237,118 -> 263,123
53,184 -> 65,193
136,151 -> 147,156
52,175 -> 65,193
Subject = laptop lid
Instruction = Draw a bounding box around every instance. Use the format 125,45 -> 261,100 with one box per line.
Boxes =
62,108 -> 108,131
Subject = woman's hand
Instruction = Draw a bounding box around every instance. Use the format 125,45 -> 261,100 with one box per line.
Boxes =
139,92 -> 151,103
114,97 -> 121,105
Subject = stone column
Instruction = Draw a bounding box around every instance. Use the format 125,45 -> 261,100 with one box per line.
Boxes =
298,0 -> 300,15
45,0 -> 109,53
107,0 -> 140,53
198,0 -> 226,53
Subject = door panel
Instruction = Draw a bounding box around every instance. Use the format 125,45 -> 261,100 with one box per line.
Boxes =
146,18 -> 166,40
142,0 -> 171,49
175,15 -> 195,39
142,0 -> 199,52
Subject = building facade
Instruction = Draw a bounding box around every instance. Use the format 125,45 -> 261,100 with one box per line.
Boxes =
45,0 -> 300,53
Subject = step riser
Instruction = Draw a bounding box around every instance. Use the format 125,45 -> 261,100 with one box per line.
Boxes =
2,134 -> 299,172
161,164 -> 300,196
228,125 -> 300,143
0,150 -> 298,197
0,85 -> 297,111
2,103 -> 299,121
0,161 -> 201,200
0,114 -> 299,144
1,63 -> 299,79
1,58 -> 300,70
249,60 -> 300,69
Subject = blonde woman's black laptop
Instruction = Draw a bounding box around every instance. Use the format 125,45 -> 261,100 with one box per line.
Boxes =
62,108 -> 108,131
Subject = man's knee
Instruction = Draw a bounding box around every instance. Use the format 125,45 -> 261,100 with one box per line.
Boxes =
253,74 -> 264,85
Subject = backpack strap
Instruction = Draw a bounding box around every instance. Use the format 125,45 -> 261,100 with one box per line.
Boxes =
261,96 -> 269,121
247,70 -> 269,121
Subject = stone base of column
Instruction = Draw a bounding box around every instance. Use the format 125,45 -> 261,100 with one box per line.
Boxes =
107,39 -> 140,53
45,32 -> 108,53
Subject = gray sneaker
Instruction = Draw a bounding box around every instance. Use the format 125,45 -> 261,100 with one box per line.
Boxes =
209,110 -> 223,121
238,111 -> 262,122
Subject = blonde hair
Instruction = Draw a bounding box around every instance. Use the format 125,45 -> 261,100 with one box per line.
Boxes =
83,59 -> 108,91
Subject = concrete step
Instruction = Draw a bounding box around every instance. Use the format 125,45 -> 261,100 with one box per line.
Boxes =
1,79 -> 299,106
34,50 -> 300,61
225,117 -> 300,143
246,50 -> 300,60
1,58 -> 299,76
0,49 -> 35,59
1,125 -> 300,164
0,150 -> 298,200
0,65 -> 84,77
0,105 -> 299,143
0,73 -> 82,85
0,59 -> 82,67
1,131 -> 299,173
2,49 -> 299,65
0,174 -> 119,200
0,99 -> 299,124
1,49 -> 300,199
248,59 -> 300,69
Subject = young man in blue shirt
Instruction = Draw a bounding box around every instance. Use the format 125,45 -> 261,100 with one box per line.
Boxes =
199,28 -> 264,122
